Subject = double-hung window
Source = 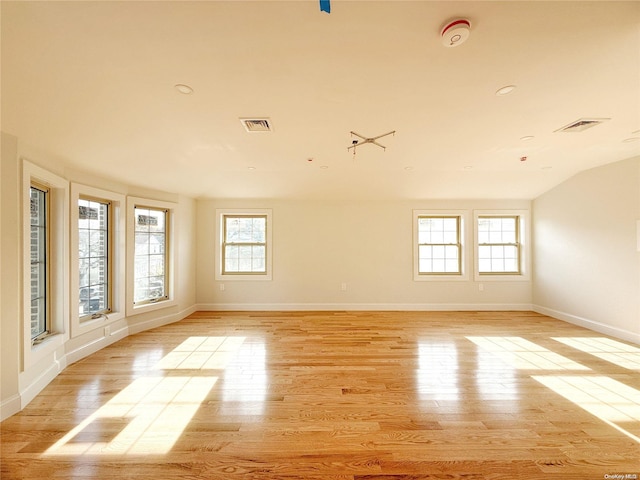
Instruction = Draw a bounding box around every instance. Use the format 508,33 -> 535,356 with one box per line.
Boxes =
30,184 -> 49,340
417,216 -> 461,275
216,209 -> 273,281
477,215 -> 521,274
133,206 -> 169,305
222,215 -> 267,274
413,210 -> 466,281
78,197 -> 111,319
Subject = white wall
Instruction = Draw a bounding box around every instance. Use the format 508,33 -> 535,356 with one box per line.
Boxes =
197,198 -> 533,310
1,133 -> 21,415
532,157 -> 640,343
0,132 -> 198,420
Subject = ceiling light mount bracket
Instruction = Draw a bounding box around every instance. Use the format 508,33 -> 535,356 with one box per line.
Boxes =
348,130 -> 396,154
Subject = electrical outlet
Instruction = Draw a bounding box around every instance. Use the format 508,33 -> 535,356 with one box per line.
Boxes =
478,283 -> 484,292
220,284 -> 225,291
341,282 -> 347,291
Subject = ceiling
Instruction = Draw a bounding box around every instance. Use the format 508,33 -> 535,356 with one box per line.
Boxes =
2,1 -> 639,200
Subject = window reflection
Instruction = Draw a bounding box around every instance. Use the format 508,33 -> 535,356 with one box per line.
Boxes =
475,348 -> 519,401
220,342 -> 268,415
416,342 -> 459,401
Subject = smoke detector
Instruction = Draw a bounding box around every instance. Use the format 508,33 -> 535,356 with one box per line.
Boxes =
441,19 -> 471,47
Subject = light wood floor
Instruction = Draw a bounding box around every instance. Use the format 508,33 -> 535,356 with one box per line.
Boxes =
2,311 -> 639,479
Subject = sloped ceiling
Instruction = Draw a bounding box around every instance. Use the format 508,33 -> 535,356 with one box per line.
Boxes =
2,1 -> 639,200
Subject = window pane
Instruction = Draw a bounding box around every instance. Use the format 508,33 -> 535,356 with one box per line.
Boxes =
225,257 -> 239,273
148,276 -> 165,298
417,216 -> 460,274
222,215 -> 268,274
489,231 -> 503,243
418,231 -> 431,244
432,258 -> 445,272
30,186 -> 47,338
479,259 -> 491,272
431,230 -> 444,244
149,254 -> 165,276
134,277 -> 149,302
419,245 -> 433,260
79,198 -> 109,318
477,216 -> 520,274
419,258 -> 432,273
443,231 -> 457,244
149,233 -> 165,254
445,259 -> 459,273
134,207 -> 168,303
252,217 -> 266,243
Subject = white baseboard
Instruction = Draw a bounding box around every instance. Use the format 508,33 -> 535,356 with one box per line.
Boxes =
65,326 -> 129,366
128,304 -> 198,335
19,360 -> 63,411
533,305 -> 640,344
0,394 -> 22,422
196,303 -> 533,312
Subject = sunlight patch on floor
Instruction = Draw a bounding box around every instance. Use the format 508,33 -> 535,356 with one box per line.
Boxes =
532,375 -> 640,443
553,337 -> 640,370
467,336 -> 590,370
154,336 -> 246,370
45,376 -> 217,456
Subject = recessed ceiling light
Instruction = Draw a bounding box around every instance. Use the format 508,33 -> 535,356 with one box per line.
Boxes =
520,136 -> 534,141
320,165 -> 329,170
247,166 -> 256,170
463,166 -> 473,170
495,85 -> 516,96
404,166 -> 414,171
174,84 -> 193,94
541,166 -> 553,170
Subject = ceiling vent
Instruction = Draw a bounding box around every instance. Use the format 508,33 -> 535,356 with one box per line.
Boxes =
240,118 -> 272,132
555,118 -> 610,133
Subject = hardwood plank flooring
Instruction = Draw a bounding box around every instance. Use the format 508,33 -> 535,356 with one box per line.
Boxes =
2,311 -> 639,479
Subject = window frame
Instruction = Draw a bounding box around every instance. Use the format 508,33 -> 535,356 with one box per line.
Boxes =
215,209 -> 273,281
29,182 -> 50,342
70,183 -> 125,337
473,210 -> 530,281
78,196 -> 112,318
22,160 -> 69,367
126,196 -> 177,315
413,210 -> 468,281
222,214 -> 268,276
